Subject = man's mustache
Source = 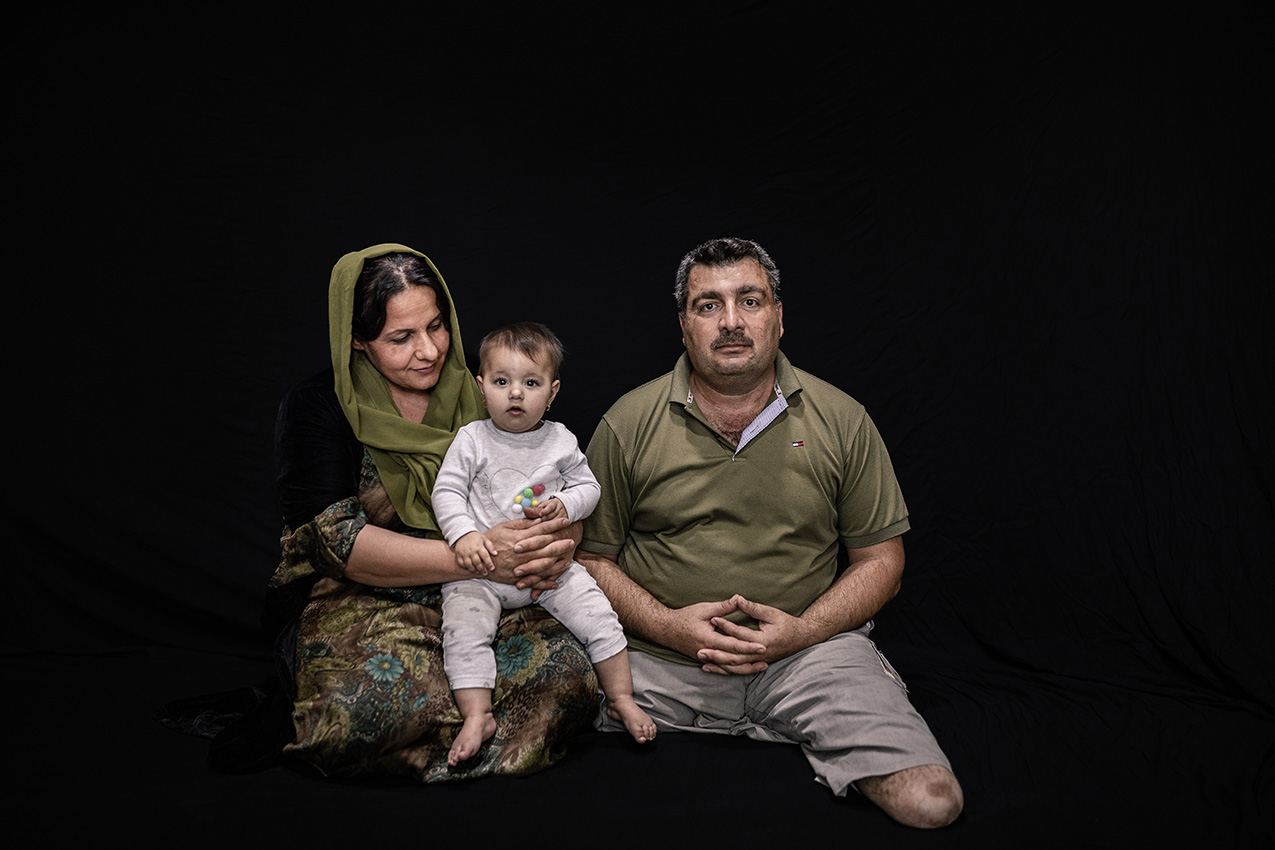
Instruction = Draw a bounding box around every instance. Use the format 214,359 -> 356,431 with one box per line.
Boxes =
712,332 -> 752,350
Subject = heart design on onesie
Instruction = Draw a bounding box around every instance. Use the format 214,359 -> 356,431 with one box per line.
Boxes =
486,465 -> 563,518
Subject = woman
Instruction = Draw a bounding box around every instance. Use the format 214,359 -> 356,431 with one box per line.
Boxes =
266,243 -> 599,781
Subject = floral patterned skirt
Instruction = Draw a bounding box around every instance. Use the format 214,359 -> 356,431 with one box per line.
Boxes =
284,578 -> 600,782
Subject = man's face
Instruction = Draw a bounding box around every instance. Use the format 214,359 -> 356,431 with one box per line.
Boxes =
678,258 -> 784,389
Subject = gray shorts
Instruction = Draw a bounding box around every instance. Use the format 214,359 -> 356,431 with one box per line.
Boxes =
595,625 -> 951,794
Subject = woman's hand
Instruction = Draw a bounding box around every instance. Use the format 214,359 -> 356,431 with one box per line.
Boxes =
483,516 -> 580,597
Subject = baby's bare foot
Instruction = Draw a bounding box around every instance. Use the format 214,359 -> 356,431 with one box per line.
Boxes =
448,712 -> 497,766
607,696 -> 657,744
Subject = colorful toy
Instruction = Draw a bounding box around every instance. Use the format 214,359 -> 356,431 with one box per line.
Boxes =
513,483 -> 547,513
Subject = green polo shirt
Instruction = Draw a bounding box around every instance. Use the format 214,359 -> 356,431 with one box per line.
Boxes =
581,351 -> 910,664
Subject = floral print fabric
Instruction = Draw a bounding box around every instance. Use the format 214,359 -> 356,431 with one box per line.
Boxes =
270,452 -> 600,782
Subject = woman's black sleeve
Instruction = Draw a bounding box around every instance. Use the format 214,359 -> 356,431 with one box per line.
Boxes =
274,369 -> 363,531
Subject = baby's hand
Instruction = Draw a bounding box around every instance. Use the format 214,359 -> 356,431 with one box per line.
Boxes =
522,496 -> 567,522
454,531 -> 497,575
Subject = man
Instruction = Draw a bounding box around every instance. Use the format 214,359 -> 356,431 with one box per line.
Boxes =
577,237 -> 962,828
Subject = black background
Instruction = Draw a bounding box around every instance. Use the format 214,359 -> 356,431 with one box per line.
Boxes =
10,5 -> 1271,846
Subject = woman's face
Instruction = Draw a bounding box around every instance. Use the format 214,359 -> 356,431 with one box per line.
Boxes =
352,284 -> 451,405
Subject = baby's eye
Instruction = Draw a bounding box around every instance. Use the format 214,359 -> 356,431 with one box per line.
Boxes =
525,379 -> 540,388
493,378 -> 508,386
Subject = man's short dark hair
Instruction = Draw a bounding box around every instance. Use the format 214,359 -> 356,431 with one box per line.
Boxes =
673,237 -> 782,313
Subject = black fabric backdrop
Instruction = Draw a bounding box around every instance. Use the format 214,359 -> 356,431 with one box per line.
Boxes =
10,6 -> 1271,847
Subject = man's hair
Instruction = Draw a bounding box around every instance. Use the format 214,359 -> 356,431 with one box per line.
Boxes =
673,237 -> 782,314
478,321 -> 566,378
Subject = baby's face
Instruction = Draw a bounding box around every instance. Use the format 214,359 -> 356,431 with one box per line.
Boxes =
477,345 -> 560,433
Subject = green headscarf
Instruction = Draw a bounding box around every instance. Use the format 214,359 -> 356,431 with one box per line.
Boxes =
328,243 -> 485,532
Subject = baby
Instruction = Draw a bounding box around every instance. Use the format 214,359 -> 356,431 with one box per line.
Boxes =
432,321 -> 656,765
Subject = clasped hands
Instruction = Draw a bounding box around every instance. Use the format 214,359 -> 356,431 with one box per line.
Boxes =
674,595 -> 817,675
453,499 -> 577,598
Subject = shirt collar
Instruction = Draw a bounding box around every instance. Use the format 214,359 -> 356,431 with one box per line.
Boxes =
670,350 -> 803,408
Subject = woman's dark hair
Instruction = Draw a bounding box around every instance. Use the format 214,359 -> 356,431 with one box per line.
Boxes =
350,253 -> 451,342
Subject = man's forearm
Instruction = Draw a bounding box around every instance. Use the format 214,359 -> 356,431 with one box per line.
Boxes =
801,536 -> 905,640
576,549 -> 671,642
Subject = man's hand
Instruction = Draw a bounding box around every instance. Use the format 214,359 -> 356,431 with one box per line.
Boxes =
700,594 -> 820,674
663,598 -> 769,675
579,551 -> 804,674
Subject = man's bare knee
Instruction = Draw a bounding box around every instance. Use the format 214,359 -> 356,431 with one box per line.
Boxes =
857,764 -> 963,829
